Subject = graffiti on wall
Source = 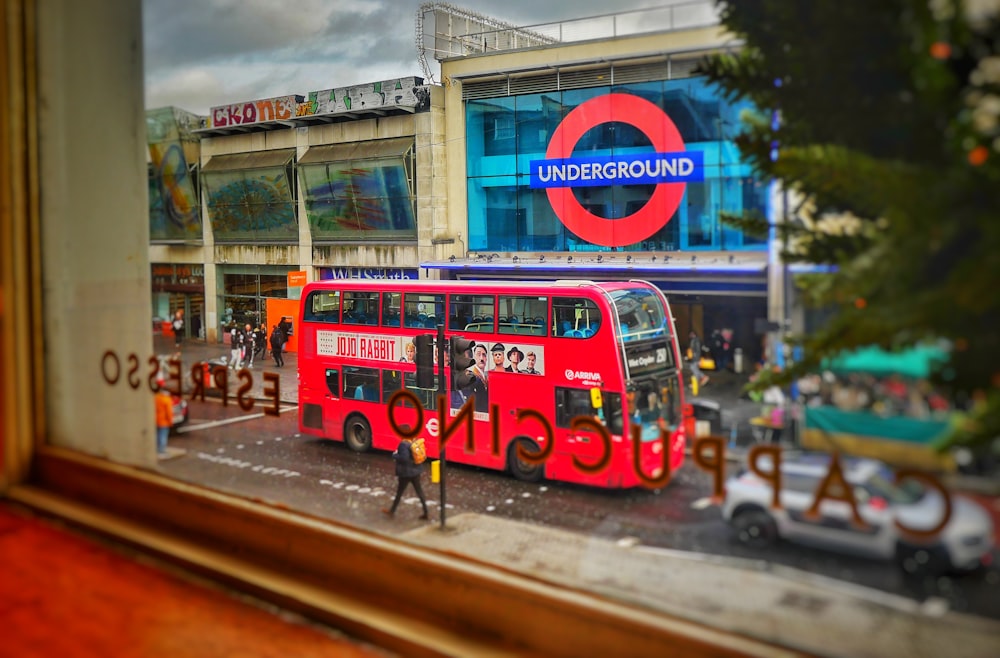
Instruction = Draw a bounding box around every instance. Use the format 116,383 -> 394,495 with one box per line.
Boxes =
210,95 -> 305,129
306,77 -> 428,116
210,77 -> 428,129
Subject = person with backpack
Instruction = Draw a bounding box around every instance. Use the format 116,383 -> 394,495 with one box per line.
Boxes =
269,324 -> 284,367
382,437 -> 429,520
253,323 -> 266,360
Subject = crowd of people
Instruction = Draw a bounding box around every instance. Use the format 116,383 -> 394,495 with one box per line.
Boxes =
223,317 -> 294,369
686,328 -> 736,388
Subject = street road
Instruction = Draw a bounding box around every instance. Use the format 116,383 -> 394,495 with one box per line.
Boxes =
159,397 -> 1000,621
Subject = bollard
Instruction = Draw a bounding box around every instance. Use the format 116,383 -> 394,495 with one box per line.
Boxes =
734,348 -> 744,374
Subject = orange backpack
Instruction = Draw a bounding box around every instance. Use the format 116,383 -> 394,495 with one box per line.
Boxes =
410,438 -> 427,465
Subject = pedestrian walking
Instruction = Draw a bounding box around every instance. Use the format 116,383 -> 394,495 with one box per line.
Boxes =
278,316 -> 293,350
154,379 -> 173,458
171,310 -> 184,348
253,323 -> 266,360
688,330 -> 709,387
709,329 -> 725,371
229,324 -> 244,369
243,322 -> 256,368
382,437 -> 429,519
269,323 -> 284,367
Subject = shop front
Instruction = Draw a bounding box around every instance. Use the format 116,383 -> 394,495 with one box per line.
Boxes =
217,265 -> 296,344
152,263 -> 205,341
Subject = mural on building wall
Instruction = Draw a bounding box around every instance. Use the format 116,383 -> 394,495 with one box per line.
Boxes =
147,107 -> 202,240
300,161 -> 416,239
202,168 -> 297,241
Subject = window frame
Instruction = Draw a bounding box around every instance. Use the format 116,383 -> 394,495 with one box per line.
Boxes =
0,3 -> 782,656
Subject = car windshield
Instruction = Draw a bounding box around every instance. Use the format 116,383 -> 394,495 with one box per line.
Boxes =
864,471 -> 927,504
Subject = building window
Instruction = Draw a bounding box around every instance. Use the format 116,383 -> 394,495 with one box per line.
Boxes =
201,150 -> 297,243
465,79 -> 769,253
299,139 -> 416,241
147,106 -> 203,242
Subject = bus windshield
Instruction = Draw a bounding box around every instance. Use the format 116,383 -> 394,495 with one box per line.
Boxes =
610,288 -> 667,342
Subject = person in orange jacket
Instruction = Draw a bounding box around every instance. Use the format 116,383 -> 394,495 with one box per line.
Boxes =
154,380 -> 174,457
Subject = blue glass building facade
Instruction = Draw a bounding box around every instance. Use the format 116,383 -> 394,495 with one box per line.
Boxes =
464,77 -> 769,254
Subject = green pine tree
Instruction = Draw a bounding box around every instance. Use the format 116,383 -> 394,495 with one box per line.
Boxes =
699,0 -> 1000,454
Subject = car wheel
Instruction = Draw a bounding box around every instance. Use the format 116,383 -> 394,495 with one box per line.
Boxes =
507,437 -> 544,483
344,415 -> 373,453
896,542 -> 950,577
731,508 -> 778,548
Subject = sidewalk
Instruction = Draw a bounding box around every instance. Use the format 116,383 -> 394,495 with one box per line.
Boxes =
405,513 -> 1000,658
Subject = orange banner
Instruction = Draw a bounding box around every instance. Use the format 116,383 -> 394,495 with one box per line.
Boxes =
266,298 -> 300,353
287,271 -> 307,287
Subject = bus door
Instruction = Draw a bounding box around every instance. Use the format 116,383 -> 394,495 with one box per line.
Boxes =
553,387 -> 610,468
321,367 -> 342,438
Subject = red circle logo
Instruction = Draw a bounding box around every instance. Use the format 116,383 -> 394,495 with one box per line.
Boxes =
545,93 -> 688,248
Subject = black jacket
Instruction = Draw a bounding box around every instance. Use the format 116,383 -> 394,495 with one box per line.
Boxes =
269,326 -> 284,349
392,440 -> 424,478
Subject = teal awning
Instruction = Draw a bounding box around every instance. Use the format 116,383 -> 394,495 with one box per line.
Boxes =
821,345 -> 948,379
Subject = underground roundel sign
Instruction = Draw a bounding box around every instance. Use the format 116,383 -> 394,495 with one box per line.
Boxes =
529,93 -> 703,248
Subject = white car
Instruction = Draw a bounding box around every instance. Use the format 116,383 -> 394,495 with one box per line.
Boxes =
721,452 -> 994,574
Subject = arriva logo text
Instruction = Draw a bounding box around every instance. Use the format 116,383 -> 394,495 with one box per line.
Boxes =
565,369 -> 602,381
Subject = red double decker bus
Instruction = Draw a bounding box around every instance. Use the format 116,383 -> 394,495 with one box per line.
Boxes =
297,279 -> 687,488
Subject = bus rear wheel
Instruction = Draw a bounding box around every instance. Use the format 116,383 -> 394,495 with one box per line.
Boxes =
344,414 -> 373,453
507,437 -> 544,483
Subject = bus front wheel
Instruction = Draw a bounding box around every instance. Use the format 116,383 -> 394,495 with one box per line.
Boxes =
507,437 -> 544,483
344,414 -> 373,453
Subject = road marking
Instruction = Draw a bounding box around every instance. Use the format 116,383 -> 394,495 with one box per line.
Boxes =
690,497 -> 714,510
177,405 -> 296,433
193,451 -> 300,478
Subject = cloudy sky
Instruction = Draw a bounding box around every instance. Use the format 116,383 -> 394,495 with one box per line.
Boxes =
143,0 -> 711,115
